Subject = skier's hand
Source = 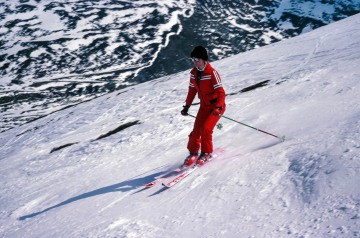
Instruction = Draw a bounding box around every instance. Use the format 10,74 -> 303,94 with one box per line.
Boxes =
181,105 -> 190,116
212,107 -> 222,116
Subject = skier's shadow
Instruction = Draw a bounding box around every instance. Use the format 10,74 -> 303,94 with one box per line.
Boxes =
18,169 -> 167,221
149,186 -> 169,196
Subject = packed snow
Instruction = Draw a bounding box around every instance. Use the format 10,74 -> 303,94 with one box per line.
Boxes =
1,13 -> 360,238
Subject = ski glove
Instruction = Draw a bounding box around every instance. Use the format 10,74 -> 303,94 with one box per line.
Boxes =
212,107 -> 222,116
181,105 -> 190,116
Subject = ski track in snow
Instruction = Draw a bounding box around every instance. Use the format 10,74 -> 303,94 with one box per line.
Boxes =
1,14 -> 360,238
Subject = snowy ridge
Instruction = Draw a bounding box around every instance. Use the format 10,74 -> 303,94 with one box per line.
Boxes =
2,0 -> 360,131
0,0 -> 196,131
1,14 -> 360,237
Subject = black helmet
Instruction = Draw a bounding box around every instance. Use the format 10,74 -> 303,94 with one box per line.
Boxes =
191,45 -> 208,61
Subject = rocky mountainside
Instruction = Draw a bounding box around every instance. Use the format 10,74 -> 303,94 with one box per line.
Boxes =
1,0 -> 360,131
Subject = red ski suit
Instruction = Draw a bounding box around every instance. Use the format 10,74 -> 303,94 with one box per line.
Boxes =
185,62 -> 226,154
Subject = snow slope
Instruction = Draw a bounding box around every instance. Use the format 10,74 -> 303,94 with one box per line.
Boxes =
1,13 -> 360,238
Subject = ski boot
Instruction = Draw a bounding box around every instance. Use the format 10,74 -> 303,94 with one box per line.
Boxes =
181,153 -> 199,168
196,152 -> 212,166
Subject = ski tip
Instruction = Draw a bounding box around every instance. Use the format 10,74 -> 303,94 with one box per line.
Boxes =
280,135 -> 286,142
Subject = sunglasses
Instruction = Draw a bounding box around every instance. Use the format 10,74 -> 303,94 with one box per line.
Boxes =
191,57 -> 201,62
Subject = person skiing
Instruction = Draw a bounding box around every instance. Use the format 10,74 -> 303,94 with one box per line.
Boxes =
181,45 -> 226,166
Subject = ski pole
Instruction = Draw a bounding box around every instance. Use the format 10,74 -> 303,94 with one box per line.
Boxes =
187,113 -> 285,141
219,114 -> 285,142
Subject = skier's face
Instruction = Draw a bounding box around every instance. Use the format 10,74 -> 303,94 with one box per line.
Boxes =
192,57 -> 205,68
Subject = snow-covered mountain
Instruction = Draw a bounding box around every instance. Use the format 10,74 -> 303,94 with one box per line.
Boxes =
1,13 -> 360,238
1,0 -> 360,132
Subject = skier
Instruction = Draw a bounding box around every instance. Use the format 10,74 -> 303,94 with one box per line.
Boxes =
181,45 -> 226,166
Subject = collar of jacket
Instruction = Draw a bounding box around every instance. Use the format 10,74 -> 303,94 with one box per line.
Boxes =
196,62 -> 207,72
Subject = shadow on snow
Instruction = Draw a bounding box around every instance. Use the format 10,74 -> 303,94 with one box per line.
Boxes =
18,168 -> 168,221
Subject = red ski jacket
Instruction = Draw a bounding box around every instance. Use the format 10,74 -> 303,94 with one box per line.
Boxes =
185,62 -> 226,109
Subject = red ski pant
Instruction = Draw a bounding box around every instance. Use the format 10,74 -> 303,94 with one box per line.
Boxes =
187,106 -> 225,154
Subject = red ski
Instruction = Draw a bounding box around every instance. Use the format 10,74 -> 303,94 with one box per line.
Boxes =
162,165 -> 199,188
162,148 -> 224,188
145,168 -> 183,188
